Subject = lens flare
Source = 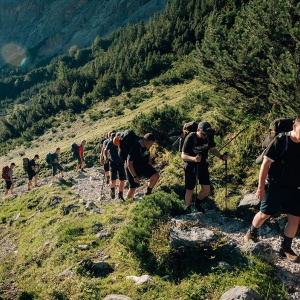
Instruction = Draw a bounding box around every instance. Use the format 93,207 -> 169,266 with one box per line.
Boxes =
2,43 -> 26,66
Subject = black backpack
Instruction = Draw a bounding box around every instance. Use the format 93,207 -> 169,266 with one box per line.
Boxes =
23,158 -> 29,172
71,143 -> 79,158
118,129 -> 139,160
256,118 -> 294,164
179,121 -> 199,152
45,152 -> 53,164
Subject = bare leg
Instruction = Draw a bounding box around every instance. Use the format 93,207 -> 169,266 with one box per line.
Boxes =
184,189 -> 194,207
127,188 -> 136,199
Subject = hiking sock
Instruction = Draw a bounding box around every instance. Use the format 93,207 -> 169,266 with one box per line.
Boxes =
250,224 -> 259,234
106,176 -> 110,184
110,187 -> 115,199
195,198 -> 205,213
145,187 -> 153,195
118,191 -> 124,201
282,235 -> 293,249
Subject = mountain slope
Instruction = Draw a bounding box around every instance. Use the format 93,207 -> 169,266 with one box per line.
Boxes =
0,0 -> 167,67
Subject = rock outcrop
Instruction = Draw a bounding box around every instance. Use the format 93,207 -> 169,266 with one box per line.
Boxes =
0,0 -> 167,67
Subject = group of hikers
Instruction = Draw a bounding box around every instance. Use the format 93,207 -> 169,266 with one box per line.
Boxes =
2,115 -> 300,262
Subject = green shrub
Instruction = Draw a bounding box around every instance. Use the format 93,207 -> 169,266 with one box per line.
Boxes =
131,105 -> 185,146
119,191 -> 184,261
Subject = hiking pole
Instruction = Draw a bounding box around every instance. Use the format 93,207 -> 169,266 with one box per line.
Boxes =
99,170 -> 106,200
219,125 -> 249,152
224,152 -> 228,209
192,163 -> 199,212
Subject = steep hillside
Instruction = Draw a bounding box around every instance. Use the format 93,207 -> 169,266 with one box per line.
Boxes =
0,0 -> 167,67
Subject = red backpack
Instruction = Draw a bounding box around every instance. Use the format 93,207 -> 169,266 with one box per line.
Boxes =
2,166 -> 10,180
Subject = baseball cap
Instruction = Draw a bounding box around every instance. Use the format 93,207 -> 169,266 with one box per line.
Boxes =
198,121 -> 215,135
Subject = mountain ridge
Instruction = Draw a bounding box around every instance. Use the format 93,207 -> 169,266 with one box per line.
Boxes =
0,0 -> 167,67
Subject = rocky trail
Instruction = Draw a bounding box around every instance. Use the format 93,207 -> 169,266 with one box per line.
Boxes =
0,167 -> 299,299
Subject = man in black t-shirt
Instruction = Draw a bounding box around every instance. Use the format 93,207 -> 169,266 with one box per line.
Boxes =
104,132 -> 126,200
126,133 -> 159,199
51,148 -> 64,179
181,121 -> 228,213
27,154 -> 39,191
245,115 -> 300,262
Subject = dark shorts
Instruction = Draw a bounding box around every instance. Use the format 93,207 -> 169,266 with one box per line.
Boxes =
77,156 -> 85,164
27,171 -> 36,181
104,161 -> 110,172
126,164 -> 158,188
5,180 -> 12,190
184,162 -> 210,190
260,185 -> 300,217
110,161 -> 126,181
52,163 -> 63,176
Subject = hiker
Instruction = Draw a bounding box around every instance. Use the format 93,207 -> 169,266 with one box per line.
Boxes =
126,133 -> 159,199
75,140 -> 87,172
103,132 -> 126,200
245,115 -> 300,262
100,131 -> 115,184
181,121 -> 229,213
27,154 -> 40,191
51,148 -> 64,179
4,163 -> 16,196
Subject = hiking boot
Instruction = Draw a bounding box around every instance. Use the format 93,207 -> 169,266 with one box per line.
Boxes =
279,246 -> 299,262
244,230 -> 259,243
81,169 -> 87,173
195,201 -> 205,213
106,176 -> 110,184
110,188 -> 115,199
184,205 -> 192,214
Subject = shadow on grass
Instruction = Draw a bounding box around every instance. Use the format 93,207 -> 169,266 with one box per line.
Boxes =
138,242 -> 249,283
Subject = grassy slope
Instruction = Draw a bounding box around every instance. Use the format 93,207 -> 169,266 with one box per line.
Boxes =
0,79 -> 288,299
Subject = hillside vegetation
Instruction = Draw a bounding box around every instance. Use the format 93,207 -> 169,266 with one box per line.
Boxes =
0,0 -> 299,299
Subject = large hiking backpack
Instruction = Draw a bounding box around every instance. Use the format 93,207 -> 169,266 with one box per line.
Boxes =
113,129 -> 139,160
45,152 -> 53,164
71,143 -> 79,158
23,158 -> 29,172
256,118 -> 294,164
179,121 -> 199,152
2,166 -> 10,180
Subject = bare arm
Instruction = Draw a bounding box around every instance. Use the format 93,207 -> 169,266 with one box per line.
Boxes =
256,157 -> 272,201
181,152 -> 201,163
209,147 -> 228,160
127,160 -> 140,184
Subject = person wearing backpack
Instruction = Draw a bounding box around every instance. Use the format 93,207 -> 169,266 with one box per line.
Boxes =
4,163 -> 16,196
103,132 -> 126,200
100,132 -> 115,184
51,148 -> 64,179
245,115 -> 300,262
181,121 -> 229,213
75,140 -> 87,173
126,133 -> 159,199
27,154 -> 40,191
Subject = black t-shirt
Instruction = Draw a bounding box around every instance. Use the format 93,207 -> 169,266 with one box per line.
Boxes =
265,134 -> 300,186
28,159 -> 36,172
51,152 -> 58,163
182,132 -> 216,162
106,140 -> 124,164
128,141 -> 150,169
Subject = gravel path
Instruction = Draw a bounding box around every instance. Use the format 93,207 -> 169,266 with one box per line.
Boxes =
0,167 -> 299,299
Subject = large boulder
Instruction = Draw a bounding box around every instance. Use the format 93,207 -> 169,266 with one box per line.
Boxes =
219,286 -> 260,300
170,227 -> 217,249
